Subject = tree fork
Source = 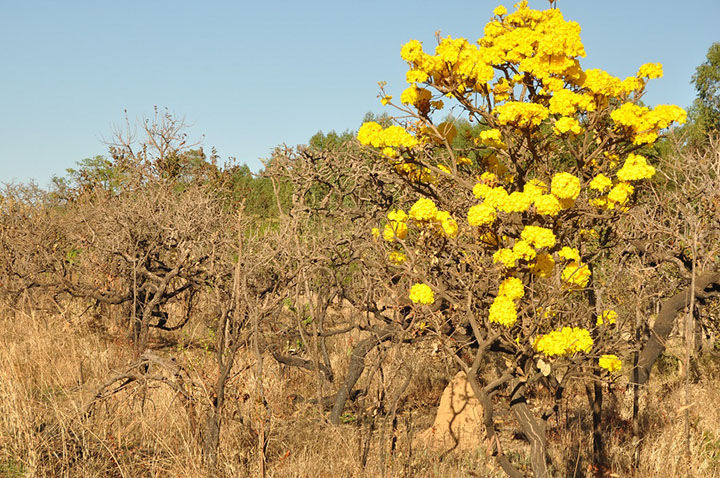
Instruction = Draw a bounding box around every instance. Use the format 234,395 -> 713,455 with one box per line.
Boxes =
636,271 -> 720,384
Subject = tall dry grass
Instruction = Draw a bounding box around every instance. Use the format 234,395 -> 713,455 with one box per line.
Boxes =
3,295 -> 720,477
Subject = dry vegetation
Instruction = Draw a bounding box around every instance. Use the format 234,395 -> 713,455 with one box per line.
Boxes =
1,117 -> 720,477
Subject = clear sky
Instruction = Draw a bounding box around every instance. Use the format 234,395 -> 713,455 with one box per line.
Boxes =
1,0 -> 718,187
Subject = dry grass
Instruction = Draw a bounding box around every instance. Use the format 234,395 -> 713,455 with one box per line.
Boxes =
2,299 -> 720,478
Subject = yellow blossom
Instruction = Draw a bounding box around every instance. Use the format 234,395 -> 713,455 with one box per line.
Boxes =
495,101 -> 549,128
523,179 -> 548,202
383,221 -> 408,242
561,261 -> 591,288
406,70 -> 429,84
479,128 -> 506,148
534,327 -> 593,357
489,295 -> 517,327
436,210 -> 459,238
409,283 -> 434,305
551,172 -> 581,200
557,246 -> 580,262
534,194 -> 561,216
499,191 -> 532,213
493,248 -> 517,268
607,182 -> 634,206
499,276 -> 524,300
468,203 -> 497,226
616,154 -> 655,181
596,310 -> 617,326
388,251 -> 407,264
530,253 -> 555,278
599,354 -> 622,372
400,39 -> 425,63
400,84 -> 432,108
553,117 -> 583,135
637,62 -> 663,79
512,240 -> 537,261
521,225 -> 556,249
589,174 -> 612,192
409,198 -> 438,221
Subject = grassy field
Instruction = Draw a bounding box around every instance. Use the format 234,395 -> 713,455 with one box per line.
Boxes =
2,297 -> 720,478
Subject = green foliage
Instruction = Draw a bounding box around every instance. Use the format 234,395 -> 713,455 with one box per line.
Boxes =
213,163 -> 291,218
362,111 -> 393,128
0,458 -> 25,478
308,129 -> 354,151
62,155 -> 124,194
685,42 -> 720,145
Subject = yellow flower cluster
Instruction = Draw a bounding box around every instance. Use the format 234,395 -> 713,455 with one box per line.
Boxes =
502,191 -> 533,213
393,162 -> 436,184
512,239 -> 536,261
530,252 -> 555,278
521,226 -> 556,249
435,210 -> 459,238
493,248 -> 518,268
498,276 -> 524,300
409,283 -> 434,305
479,3 -> 586,89
621,76 -> 644,94
534,194 -> 561,216
400,84 -> 432,110
492,226 -> 556,270
524,179 -> 548,200
589,174 -> 612,192
596,309 -> 617,326
400,36 -> 496,94
551,172 -> 581,200
470,177 -> 565,222
408,198 -> 458,238
489,294 -> 518,327
474,184 -> 505,205
583,69 -> 623,97
561,261 -> 591,288
533,326 -> 593,357
557,247 -> 580,262
409,198 -> 438,221
616,153 -> 655,181
468,203 -> 497,226
598,354 -> 622,372
479,129 -> 506,149
495,101 -> 549,128
549,89 -> 594,115
553,117 -> 582,135
388,251 -> 407,264
637,62 -> 663,79
382,209 -> 409,242
590,177 -> 636,210
406,70 -> 429,84
610,102 -> 687,145
358,122 -> 419,149
493,4 -> 507,16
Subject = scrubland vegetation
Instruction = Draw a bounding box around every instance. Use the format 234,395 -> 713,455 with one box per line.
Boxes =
2,3 -> 720,477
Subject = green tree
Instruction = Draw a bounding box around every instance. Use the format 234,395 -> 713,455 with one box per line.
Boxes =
308,129 -> 354,151
686,42 -> 720,145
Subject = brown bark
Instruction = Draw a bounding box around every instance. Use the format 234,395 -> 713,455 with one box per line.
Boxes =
636,271 -> 720,384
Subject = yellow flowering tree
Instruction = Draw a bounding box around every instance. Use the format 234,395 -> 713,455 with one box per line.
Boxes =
358,2 -> 686,476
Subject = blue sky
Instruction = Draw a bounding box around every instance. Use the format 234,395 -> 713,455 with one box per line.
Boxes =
1,0 -> 718,187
